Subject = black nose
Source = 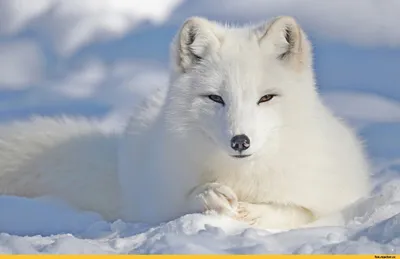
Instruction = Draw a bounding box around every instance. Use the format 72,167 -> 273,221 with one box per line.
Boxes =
231,134 -> 250,152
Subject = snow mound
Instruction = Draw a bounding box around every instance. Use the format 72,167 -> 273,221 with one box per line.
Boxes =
0,160 -> 399,254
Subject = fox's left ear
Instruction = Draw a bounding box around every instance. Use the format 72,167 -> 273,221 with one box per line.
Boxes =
255,16 -> 312,69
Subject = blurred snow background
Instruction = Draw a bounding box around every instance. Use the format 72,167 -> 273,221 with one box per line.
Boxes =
0,0 -> 399,254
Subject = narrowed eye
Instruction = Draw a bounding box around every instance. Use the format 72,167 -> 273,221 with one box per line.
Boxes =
258,94 -> 276,105
208,95 -> 225,105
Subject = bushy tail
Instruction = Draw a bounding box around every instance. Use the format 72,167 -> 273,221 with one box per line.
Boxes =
0,116 -> 121,220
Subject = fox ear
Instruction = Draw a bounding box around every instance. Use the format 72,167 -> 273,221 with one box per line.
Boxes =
173,17 -> 221,73
255,16 -> 311,68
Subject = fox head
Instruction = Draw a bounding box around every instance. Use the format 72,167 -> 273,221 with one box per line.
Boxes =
166,16 -> 317,159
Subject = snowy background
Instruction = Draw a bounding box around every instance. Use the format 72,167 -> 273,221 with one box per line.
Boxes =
0,0 -> 399,254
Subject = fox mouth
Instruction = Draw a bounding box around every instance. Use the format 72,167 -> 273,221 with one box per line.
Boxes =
231,154 -> 252,159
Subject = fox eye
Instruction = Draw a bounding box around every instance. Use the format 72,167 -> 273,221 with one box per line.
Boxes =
258,94 -> 276,105
208,95 -> 225,106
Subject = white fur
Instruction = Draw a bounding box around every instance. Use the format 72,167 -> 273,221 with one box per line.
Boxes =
0,116 -> 120,220
0,16 -> 371,230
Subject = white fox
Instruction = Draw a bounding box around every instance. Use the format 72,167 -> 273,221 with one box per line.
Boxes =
0,16 -> 370,230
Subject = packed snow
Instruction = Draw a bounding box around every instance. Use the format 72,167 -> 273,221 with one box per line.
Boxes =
0,150 -> 399,254
0,89 -> 399,254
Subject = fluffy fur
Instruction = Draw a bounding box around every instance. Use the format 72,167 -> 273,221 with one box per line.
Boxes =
0,16 -> 370,230
0,117 -> 120,220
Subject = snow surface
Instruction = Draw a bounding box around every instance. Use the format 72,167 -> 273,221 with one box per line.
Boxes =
0,90 -> 399,254
0,157 -> 399,254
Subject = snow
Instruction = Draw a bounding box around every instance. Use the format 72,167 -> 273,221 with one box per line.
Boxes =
0,157 -> 399,254
0,89 -> 399,254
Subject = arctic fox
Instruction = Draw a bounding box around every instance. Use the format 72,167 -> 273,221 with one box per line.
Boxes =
0,16 -> 370,230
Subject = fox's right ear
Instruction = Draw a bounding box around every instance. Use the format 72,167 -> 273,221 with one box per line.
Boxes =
172,17 -> 221,73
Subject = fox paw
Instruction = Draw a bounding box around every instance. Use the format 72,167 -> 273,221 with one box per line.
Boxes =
189,183 -> 238,216
233,202 -> 260,225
